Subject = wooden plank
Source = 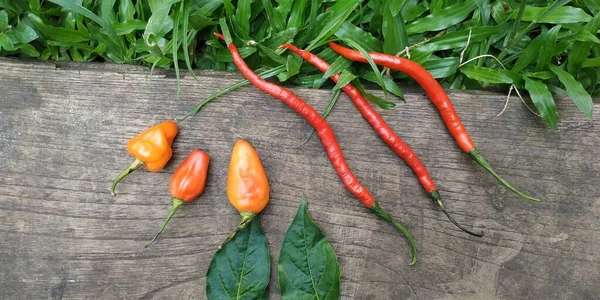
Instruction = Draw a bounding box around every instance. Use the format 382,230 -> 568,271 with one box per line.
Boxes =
0,57 -> 598,300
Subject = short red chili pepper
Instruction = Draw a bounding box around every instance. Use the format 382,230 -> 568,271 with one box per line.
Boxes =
329,41 -> 541,203
215,31 -> 418,265
146,149 -> 210,247
280,44 -> 482,237
111,120 -> 179,196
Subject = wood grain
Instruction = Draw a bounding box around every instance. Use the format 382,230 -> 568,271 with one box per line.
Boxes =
1,58 -> 599,300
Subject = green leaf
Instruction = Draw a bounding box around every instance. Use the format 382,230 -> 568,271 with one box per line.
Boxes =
287,0 -> 309,30
334,21 -> 382,52
332,69 -> 357,91
235,0 -> 251,35
48,0 -> 124,62
339,38 -> 386,97
213,46 -> 257,62
571,30 -> 600,44
119,0 -> 135,22
353,79 -> 396,109
549,64 -> 594,119
360,71 -> 404,99
263,27 -> 297,49
461,65 -> 513,84
567,13 -> 600,75
0,33 -> 14,51
143,0 -> 179,55
277,54 -> 302,82
585,0 -> 600,14
524,71 -> 555,80
278,196 -> 340,300
113,20 -> 146,35
26,14 -> 89,43
512,5 -> 592,24
299,88 -> 341,146
206,218 -> 270,300
420,24 -> 509,52
422,57 -> 460,79
0,10 -> 8,32
382,1 -> 407,55
536,26 -> 560,71
306,0 -> 361,51
524,77 -> 559,129
406,1 -> 478,34
10,22 -> 37,43
512,26 -> 562,73
582,57 -> 600,68
323,55 -> 352,78
15,43 -> 39,57
261,0 -> 285,32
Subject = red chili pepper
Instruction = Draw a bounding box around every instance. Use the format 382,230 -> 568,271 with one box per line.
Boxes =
329,42 -> 541,203
215,32 -> 418,265
145,149 -> 210,247
280,44 -> 483,237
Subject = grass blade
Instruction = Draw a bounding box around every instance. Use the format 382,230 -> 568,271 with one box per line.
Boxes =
305,0 -> 361,51
524,77 -> 559,129
549,64 -> 594,119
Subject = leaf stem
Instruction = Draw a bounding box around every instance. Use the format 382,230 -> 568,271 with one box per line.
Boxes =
146,198 -> 185,248
221,212 -> 257,248
369,202 -> 417,266
468,148 -> 542,202
110,159 -> 143,196
429,191 -> 483,237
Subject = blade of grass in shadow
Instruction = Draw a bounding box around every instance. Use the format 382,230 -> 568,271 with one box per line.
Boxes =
48,0 -> 125,62
172,1 -> 182,96
182,0 -> 197,80
297,89 -> 341,148
305,0 -> 361,51
179,65 -> 286,121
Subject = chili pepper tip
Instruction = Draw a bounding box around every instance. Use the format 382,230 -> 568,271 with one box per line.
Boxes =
214,32 -> 225,40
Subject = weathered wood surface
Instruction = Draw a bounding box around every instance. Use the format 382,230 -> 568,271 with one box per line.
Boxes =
1,57 -> 599,300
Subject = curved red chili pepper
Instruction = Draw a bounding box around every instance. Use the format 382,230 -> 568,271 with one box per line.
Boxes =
215,32 -> 418,265
329,42 -> 541,203
280,44 -> 482,237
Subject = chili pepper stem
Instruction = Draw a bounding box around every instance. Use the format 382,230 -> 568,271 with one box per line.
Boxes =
468,148 -> 541,202
429,191 -> 484,237
145,198 -> 185,248
221,212 -> 257,248
111,159 -> 144,196
369,202 -> 418,266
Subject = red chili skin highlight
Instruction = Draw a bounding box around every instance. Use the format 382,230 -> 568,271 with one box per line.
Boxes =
215,32 -> 418,265
280,44 -> 482,237
328,41 -> 540,203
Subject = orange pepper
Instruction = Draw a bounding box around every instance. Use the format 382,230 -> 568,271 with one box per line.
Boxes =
146,149 -> 210,247
111,120 -> 179,196
222,139 -> 269,246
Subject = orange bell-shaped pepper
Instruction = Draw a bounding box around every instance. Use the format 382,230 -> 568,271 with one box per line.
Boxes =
222,139 -> 269,246
111,120 -> 179,196
146,149 -> 210,247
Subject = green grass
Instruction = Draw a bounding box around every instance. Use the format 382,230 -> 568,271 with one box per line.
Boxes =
0,0 -> 598,129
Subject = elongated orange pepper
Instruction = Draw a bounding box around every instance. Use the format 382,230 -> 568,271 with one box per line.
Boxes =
111,120 -> 178,196
222,139 -> 269,246
146,149 -> 210,247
